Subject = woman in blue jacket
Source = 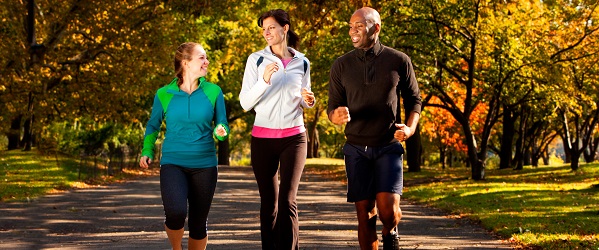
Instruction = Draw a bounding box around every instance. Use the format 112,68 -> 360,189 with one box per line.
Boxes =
140,42 -> 229,250
239,9 -> 315,250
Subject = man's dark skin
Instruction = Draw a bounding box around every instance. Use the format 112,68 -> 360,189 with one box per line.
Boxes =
327,7 -> 421,250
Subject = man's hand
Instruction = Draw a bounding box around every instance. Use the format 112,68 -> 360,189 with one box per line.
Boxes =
329,106 -> 351,125
394,123 -> 412,142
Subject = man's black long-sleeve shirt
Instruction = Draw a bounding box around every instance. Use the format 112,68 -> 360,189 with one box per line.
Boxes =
327,42 -> 422,147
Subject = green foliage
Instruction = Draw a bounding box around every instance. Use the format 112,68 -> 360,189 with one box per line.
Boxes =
0,135 -> 7,150
77,123 -> 117,156
46,122 -> 81,156
549,154 -> 565,165
317,117 -> 346,158
227,116 -> 253,164
485,154 -> 500,169
230,157 -> 251,167
41,118 -> 144,163
304,158 -> 347,181
117,124 -> 145,157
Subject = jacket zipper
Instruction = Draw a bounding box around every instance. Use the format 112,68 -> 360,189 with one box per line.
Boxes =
279,55 -> 298,128
188,94 -> 191,119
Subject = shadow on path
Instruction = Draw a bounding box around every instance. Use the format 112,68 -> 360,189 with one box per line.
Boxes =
0,165 -> 513,249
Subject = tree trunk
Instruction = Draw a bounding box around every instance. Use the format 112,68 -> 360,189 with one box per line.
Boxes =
306,106 -> 321,158
21,115 -> 33,151
530,152 -> 539,167
570,148 -> 580,171
583,147 -> 594,163
582,148 -> 595,163
406,124 -> 421,172
542,149 -> 550,165
439,144 -> 446,169
530,140 -> 540,167
523,146 -> 531,166
22,91 -> 36,151
309,130 -> 320,158
472,160 -> 485,180
562,135 -> 572,163
568,107 -> 599,168
583,135 -> 598,163
513,111 -> 528,170
22,0 -> 36,151
499,107 -> 514,169
464,126 -> 484,180
513,132 -> 524,170
218,139 -> 230,166
7,115 -> 22,150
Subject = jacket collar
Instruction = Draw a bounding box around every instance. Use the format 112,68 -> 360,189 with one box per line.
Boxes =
354,41 -> 383,60
167,77 -> 207,94
262,46 -> 305,59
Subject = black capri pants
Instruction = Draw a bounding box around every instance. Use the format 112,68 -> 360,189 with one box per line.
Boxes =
160,164 -> 217,240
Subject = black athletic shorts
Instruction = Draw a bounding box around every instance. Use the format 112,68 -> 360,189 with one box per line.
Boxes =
343,142 -> 404,202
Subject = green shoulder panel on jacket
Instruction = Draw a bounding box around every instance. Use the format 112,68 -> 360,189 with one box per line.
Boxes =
156,78 -> 179,114
199,77 -> 221,108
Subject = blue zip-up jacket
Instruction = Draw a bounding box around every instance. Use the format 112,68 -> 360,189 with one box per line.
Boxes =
141,77 -> 229,168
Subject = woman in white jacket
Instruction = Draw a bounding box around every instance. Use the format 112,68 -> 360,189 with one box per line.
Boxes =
239,9 -> 315,250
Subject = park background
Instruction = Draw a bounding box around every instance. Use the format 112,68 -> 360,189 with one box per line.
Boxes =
1,0 -> 598,249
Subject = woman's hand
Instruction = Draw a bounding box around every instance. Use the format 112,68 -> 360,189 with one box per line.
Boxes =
263,62 -> 279,84
215,124 -> 228,137
139,156 -> 151,169
301,88 -> 315,106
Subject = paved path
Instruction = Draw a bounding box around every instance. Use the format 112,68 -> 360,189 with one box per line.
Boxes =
0,165 -> 513,249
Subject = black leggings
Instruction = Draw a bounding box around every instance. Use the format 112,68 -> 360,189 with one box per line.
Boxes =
160,164 -> 217,240
251,132 -> 307,250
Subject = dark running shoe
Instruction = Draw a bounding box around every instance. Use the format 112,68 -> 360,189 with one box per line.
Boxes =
382,230 -> 400,250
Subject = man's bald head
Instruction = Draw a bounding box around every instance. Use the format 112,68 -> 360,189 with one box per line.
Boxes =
349,7 -> 381,50
353,7 -> 381,28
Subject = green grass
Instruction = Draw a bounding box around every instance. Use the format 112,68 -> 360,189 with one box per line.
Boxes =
402,163 -> 599,249
305,158 -> 599,249
0,149 -> 156,202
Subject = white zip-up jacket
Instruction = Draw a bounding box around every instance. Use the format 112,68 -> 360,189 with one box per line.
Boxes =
240,46 -> 314,129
